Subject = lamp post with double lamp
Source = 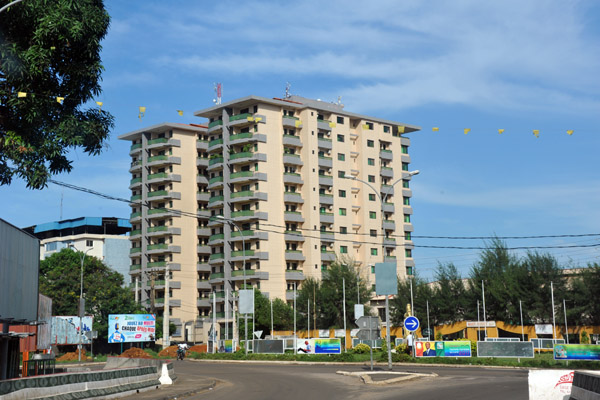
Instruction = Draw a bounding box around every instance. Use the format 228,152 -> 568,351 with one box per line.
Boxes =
215,215 -> 248,355
343,169 -> 419,371
69,244 -> 94,362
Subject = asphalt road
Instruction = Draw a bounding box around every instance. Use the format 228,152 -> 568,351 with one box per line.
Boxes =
175,361 -> 529,400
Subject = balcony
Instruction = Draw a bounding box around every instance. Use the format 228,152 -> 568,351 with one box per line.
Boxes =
228,112 -> 252,125
284,192 -> 304,203
283,172 -> 303,185
320,250 -> 336,261
147,155 -> 181,167
381,185 -> 394,196
384,255 -> 397,263
208,156 -> 223,171
147,243 -> 181,255
147,208 -> 178,219
208,195 -> 224,207
197,263 -> 211,272
129,160 -> 142,173
383,220 -> 396,230
230,171 -> 267,184
382,202 -> 395,213
320,231 -> 335,242
130,229 -> 141,238
285,250 -> 305,261
197,298 -> 211,308
383,237 -> 396,247
129,247 -> 141,254
148,172 -> 181,184
146,226 -> 181,237
209,253 -> 224,262
318,174 -> 333,186
147,138 -> 180,150
230,190 -> 267,203
146,261 -> 181,272
229,132 -> 267,145
229,151 -> 267,165
379,149 -> 393,161
209,272 -> 225,283
231,230 -> 268,242
196,139 -> 209,151
130,212 -> 141,222
380,167 -> 393,179
283,153 -> 303,166
230,269 -> 269,281
208,119 -> 223,133
208,138 -> 223,152
197,191 -> 210,202
318,156 -> 332,168
282,135 -> 302,147
284,231 -> 304,242
129,264 -> 141,272
208,175 -> 224,189
147,190 -> 181,201
129,177 -> 142,189
197,280 -> 211,290
284,211 -> 304,223
319,193 -> 333,205
130,194 -> 142,203
317,119 -> 333,131
317,138 -> 332,150
129,143 -> 142,154
285,270 -> 305,281
196,157 -> 209,168
282,115 -> 302,129
319,212 -> 334,224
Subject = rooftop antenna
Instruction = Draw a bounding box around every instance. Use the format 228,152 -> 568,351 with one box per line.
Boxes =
285,82 -> 291,99
213,83 -> 222,105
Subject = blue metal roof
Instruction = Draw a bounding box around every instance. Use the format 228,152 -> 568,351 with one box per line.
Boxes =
33,217 -> 131,233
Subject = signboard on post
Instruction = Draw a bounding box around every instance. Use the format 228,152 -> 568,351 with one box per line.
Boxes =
108,314 -> 156,343
477,341 -> 534,358
404,316 -> 420,332
375,263 -> 397,295
357,329 -> 380,340
239,290 -> 254,314
254,339 -> 285,354
354,304 -> 364,320
554,344 -> 600,361
296,338 -> 341,354
415,341 -> 471,357
51,316 -> 93,345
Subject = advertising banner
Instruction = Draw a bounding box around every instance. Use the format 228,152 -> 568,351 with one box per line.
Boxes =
254,339 -> 285,354
108,314 -> 155,343
477,341 -> 534,358
296,338 -> 341,354
554,344 -> 600,361
51,316 -> 93,345
535,324 -> 553,335
218,339 -> 235,353
415,341 -> 471,357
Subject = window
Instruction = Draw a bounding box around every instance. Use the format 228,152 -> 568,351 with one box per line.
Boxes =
45,242 -> 58,251
402,180 -> 410,188
368,194 -> 376,201
339,208 -> 347,216
368,175 -> 375,183
406,267 -> 413,276
383,126 -> 390,133
401,145 -> 408,154
370,229 -> 377,237
405,232 -> 412,240
367,158 -> 375,166
340,226 -> 347,234
321,264 -> 328,271
340,246 -> 348,254
371,265 -> 375,273
338,171 -> 345,178
338,190 -> 346,198
86,240 -> 93,247
404,214 -> 411,223
337,134 -> 345,142
371,248 -> 378,256
405,249 -> 412,257
367,140 -> 374,147
369,211 -> 376,219
337,153 -> 345,161
402,162 -> 409,171
337,116 -> 344,124
403,197 -> 410,206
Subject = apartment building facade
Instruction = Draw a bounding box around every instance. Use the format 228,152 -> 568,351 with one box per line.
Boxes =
119,95 -> 419,340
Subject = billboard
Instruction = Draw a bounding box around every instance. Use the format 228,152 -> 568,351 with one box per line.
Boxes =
296,338 -> 341,354
37,294 -> 53,350
51,316 -> 93,345
218,339 -> 235,353
0,219 -> 39,323
415,341 -> 471,357
477,341 -> 534,358
554,344 -> 600,361
532,338 -> 564,349
108,314 -> 155,343
254,339 -> 285,354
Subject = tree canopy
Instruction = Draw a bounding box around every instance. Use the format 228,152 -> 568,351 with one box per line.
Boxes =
39,248 -> 142,343
0,0 -> 114,188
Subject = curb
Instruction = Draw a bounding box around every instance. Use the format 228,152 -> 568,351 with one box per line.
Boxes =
146,379 -> 218,400
336,370 -> 437,385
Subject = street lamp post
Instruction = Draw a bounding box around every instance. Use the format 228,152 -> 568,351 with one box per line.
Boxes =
344,170 -> 419,371
216,216 -> 248,355
69,244 -> 93,362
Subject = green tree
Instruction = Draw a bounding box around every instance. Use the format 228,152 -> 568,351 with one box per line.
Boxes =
431,263 -> 468,324
0,0 -> 114,188
569,263 -> 600,325
39,248 -> 142,343
390,273 -> 432,326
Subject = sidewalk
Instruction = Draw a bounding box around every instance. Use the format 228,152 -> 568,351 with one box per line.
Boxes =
120,373 -> 217,400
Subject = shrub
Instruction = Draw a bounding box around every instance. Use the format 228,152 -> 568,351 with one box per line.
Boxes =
581,331 -> 590,344
353,343 -> 371,354
395,343 -> 408,354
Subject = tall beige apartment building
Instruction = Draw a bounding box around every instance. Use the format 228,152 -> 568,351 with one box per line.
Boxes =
119,95 -> 419,341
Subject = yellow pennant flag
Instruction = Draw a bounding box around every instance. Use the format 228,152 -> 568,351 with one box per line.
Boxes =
567,130 -> 574,135
56,97 -> 64,104
96,101 -> 103,109
498,129 -> 505,134
328,122 -> 336,128
138,106 -> 146,120
254,117 -> 262,123
177,110 -> 183,116
432,127 -> 439,132
17,92 -> 27,98
533,129 -> 540,138
294,120 -> 302,128
398,126 -> 405,134
464,128 -> 471,135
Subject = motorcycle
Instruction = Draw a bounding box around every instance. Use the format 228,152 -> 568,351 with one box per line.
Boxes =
177,347 -> 186,360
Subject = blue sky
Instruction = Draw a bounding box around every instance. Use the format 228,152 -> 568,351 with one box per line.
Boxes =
2,0 -> 600,281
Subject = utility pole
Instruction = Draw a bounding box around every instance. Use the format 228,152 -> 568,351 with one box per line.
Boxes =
163,264 -> 170,348
342,277 -> 347,352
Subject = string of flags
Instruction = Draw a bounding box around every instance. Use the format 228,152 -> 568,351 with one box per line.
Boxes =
12,91 -> 576,136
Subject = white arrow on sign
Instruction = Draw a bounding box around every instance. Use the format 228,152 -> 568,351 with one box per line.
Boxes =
406,320 -> 417,329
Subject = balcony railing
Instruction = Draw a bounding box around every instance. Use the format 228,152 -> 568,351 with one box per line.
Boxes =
210,253 -> 224,260
229,113 -> 252,122
209,138 -> 223,147
230,132 -> 253,141
148,190 -> 168,198
148,261 -> 166,268
230,151 -> 253,160
231,250 -> 254,257
230,171 -> 254,179
147,155 -> 168,163
232,210 -> 254,218
148,138 -> 168,145
231,190 -> 253,198
209,157 -> 224,166
147,244 -> 168,251
147,226 -> 168,233
208,120 -> 223,128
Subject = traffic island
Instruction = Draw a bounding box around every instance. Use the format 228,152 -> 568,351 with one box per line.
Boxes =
336,370 -> 437,385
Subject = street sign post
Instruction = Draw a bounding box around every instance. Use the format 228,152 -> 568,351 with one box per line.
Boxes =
404,316 -> 420,332
356,316 -> 379,371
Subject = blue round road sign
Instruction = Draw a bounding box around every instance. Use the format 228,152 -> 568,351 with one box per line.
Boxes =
403,316 -> 420,332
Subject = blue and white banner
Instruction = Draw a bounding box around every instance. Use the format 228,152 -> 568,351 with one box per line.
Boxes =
108,314 -> 156,343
